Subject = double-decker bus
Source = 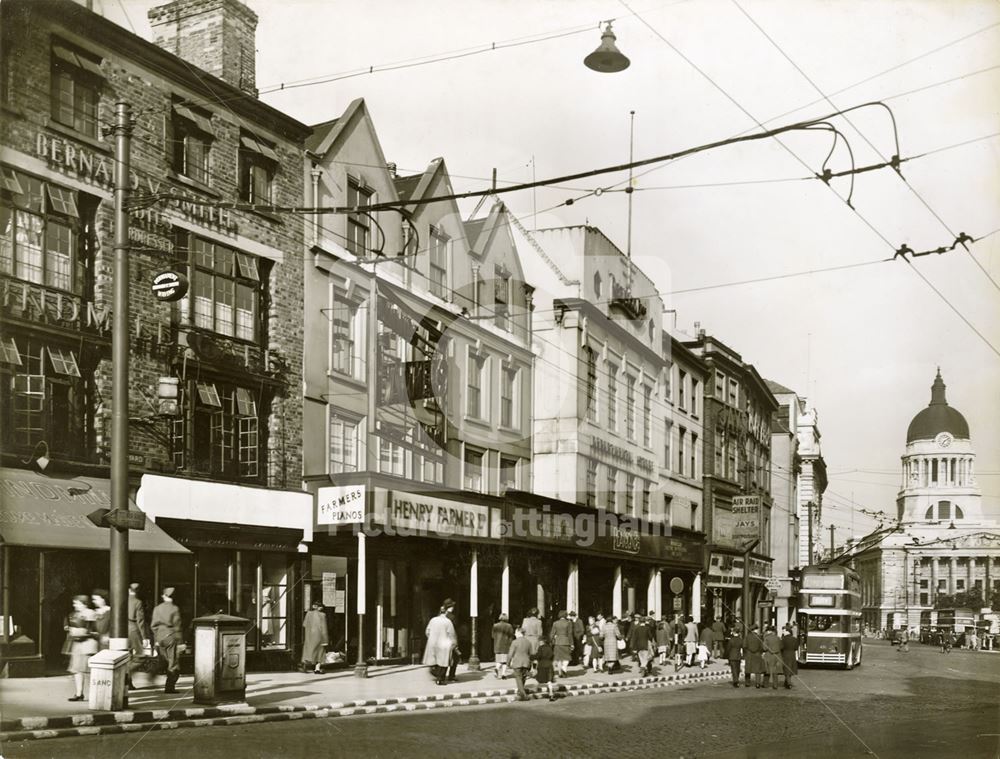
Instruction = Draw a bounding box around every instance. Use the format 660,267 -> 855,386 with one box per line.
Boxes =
797,564 -> 863,669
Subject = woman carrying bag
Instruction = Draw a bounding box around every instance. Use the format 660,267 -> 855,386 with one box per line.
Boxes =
65,595 -> 97,702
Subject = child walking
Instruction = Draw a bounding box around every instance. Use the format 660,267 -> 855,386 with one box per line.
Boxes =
535,636 -> 557,701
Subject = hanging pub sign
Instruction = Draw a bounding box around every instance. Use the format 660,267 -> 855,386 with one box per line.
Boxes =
151,271 -> 189,302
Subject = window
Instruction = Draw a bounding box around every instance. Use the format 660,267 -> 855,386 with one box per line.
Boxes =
347,178 -> 373,257
585,348 -> 598,422
625,374 -> 636,440
594,271 -> 602,298
919,593 -> 928,606
642,385 -> 652,448
937,500 -> 950,520
239,133 -> 278,203
585,458 -> 598,508
677,427 -> 686,475
607,362 -> 618,431
606,466 -> 618,511
500,456 -> 518,493
728,378 -> 738,406
494,265 -> 511,330
690,502 -> 699,531
331,300 -> 365,379
467,350 -> 488,419
691,380 -> 699,416
663,495 -> 673,527
259,554 -> 289,649
379,436 -> 407,476
50,44 -> 101,138
500,364 -> 519,428
625,474 -> 635,516
641,480 -> 651,519
664,419 -> 672,471
715,434 -> 723,476
690,432 -> 698,478
173,380 -> 262,481
956,579 -> 965,590
464,447 -> 484,493
1,170 -> 82,293
715,370 -> 725,398
171,104 -> 213,185
678,370 -> 687,410
417,454 -> 444,484
0,337 -> 86,456
182,235 -> 262,341
429,226 -> 449,299
329,415 -> 359,473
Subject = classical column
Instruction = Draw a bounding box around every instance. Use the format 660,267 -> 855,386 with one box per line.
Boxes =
612,565 -> 623,619
912,558 -> 920,605
500,554 -> 510,616
931,558 -> 938,601
376,560 -> 384,661
567,560 -> 579,615
691,572 -> 702,624
468,550 -> 480,670
949,557 -> 957,594
986,558 -> 993,607
968,556 -> 974,598
355,531 -> 367,677
646,568 -> 657,618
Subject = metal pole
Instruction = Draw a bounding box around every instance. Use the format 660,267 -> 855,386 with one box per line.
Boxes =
625,110 -> 635,294
741,539 -> 760,626
829,524 -> 836,560
110,101 -> 133,646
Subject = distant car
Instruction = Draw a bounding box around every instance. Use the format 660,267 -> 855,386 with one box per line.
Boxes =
888,628 -> 905,645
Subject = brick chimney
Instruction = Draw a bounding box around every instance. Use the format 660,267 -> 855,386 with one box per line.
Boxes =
147,0 -> 258,95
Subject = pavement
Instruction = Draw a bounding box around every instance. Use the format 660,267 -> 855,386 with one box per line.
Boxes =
0,658 -> 731,743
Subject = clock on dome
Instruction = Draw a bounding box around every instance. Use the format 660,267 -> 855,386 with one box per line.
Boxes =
936,432 -> 954,448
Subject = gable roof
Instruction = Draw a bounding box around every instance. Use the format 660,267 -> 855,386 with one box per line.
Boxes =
765,379 -> 797,396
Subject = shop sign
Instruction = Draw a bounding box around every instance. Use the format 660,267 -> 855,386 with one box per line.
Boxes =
731,495 -> 761,543
317,485 -> 366,525
380,492 -> 498,540
661,536 -> 703,566
611,525 -> 640,554
591,437 -> 633,466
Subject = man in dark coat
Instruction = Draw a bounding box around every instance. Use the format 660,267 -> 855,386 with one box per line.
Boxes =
127,583 -> 147,657
780,624 -> 798,688
743,623 -> 764,688
628,615 -> 653,675
491,613 -> 515,679
762,626 -> 783,690
507,628 -> 533,701
725,628 -> 743,687
150,587 -> 184,694
711,617 -> 726,659
443,599 -> 460,682
699,621 -> 715,664
569,611 -> 586,665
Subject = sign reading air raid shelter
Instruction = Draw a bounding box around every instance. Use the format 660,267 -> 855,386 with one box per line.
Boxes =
731,495 -> 761,543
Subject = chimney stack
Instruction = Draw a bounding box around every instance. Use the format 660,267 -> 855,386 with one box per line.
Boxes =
148,0 -> 258,96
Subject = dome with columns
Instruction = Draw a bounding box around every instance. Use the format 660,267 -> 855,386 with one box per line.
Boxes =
906,370 -> 970,444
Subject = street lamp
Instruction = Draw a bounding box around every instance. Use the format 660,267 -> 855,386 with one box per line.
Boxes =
584,22 -> 630,73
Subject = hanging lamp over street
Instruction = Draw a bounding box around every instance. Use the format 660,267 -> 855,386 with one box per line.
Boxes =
584,22 -> 630,73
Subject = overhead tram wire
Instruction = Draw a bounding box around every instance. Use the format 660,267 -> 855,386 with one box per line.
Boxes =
620,0 -> 1000,361
731,0 -> 1000,295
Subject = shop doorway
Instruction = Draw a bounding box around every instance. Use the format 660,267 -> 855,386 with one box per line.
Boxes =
41,550 -> 109,671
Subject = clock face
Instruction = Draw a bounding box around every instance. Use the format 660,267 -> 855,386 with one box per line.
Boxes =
936,432 -> 953,448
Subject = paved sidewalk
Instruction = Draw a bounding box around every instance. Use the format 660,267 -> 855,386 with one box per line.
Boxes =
1,659 -> 730,740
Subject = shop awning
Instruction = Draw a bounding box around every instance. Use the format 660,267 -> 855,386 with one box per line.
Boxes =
0,468 -> 189,553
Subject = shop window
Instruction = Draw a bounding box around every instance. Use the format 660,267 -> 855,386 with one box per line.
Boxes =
585,458 -> 598,508
346,178 -> 373,257
1,169 -> 84,293
329,414 -> 359,473
238,132 -> 278,204
260,554 -> 288,649
428,226 -> 449,299
173,380 -> 262,482
500,456 -> 518,494
500,364 -> 519,429
585,347 -> 598,422
158,553 -> 195,632
50,43 -> 102,139
179,234 -> 263,342
197,550 -> 231,617
0,336 -> 86,456
464,447 -> 484,493
171,103 -> 214,186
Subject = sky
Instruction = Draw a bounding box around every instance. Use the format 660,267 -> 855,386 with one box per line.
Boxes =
102,0 -> 1000,541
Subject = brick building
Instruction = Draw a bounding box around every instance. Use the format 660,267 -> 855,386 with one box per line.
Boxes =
0,0 -> 312,674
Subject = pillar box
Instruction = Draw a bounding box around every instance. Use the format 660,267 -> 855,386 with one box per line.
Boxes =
191,613 -> 251,705
88,649 -> 130,711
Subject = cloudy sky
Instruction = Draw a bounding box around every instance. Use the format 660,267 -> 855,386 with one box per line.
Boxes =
106,0 -> 1000,540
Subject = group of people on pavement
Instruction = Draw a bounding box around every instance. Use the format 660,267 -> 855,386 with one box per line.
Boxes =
63,583 -> 185,700
724,621 -> 798,690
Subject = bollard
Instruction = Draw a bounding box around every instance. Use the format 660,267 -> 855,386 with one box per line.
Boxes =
88,646 -> 130,711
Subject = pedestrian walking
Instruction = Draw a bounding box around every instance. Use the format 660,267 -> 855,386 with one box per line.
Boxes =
684,616 -> 699,667
725,629 -> 743,687
91,589 -> 111,651
711,617 -> 726,659
569,610 -> 585,665
699,620 -> 715,664
521,607 -> 543,656
508,628 -> 533,701
550,610 -> 573,677
763,626 -> 782,690
535,635 -> 557,701
64,595 -> 96,702
656,616 -> 672,666
897,627 -> 909,653
743,623 -> 764,688
127,583 -> 147,658
586,616 -> 604,672
423,605 -> 457,686
780,624 -> 797,689
150,587 -> 185,694
628,614 -> 653,675
491,612 -> 515,679
602,615 -> 622,673
301,601 -> 328,674
443,599 -> 461,682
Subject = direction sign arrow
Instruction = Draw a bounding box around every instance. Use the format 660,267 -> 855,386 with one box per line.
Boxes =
105,509 -> 147,531
87,508 -> 110,527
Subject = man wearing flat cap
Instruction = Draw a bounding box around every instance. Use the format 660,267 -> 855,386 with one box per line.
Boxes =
151,587 -> 185,693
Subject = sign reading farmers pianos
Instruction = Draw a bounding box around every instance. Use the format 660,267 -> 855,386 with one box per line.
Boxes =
316,484 -> 366,526
376,492 -> 501,539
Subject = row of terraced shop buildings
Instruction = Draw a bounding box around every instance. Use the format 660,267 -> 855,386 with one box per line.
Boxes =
0,0 -> 827,676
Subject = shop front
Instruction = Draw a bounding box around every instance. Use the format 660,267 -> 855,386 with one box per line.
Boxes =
0,467 -> 189,676
137,474 -> 313,671
706,550 -> 773,627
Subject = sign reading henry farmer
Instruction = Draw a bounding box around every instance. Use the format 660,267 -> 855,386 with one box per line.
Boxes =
379,493 -> 498,539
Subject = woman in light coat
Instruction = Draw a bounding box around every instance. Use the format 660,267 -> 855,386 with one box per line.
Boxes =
423,609 -> 457,685
520,608 -> 543,656
301,602 -> 329,674
65,595 -> 97,701
602,616 -> 622,673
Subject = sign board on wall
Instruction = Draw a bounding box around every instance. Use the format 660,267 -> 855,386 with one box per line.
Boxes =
731,495 -> 761,543
317,485 -> 366,526
377,492 -> 499,539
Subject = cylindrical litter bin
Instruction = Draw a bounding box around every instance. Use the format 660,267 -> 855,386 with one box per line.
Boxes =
191,613 -> 251,705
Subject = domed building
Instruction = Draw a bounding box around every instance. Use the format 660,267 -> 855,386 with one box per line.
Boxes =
852,371 -> 1000,634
